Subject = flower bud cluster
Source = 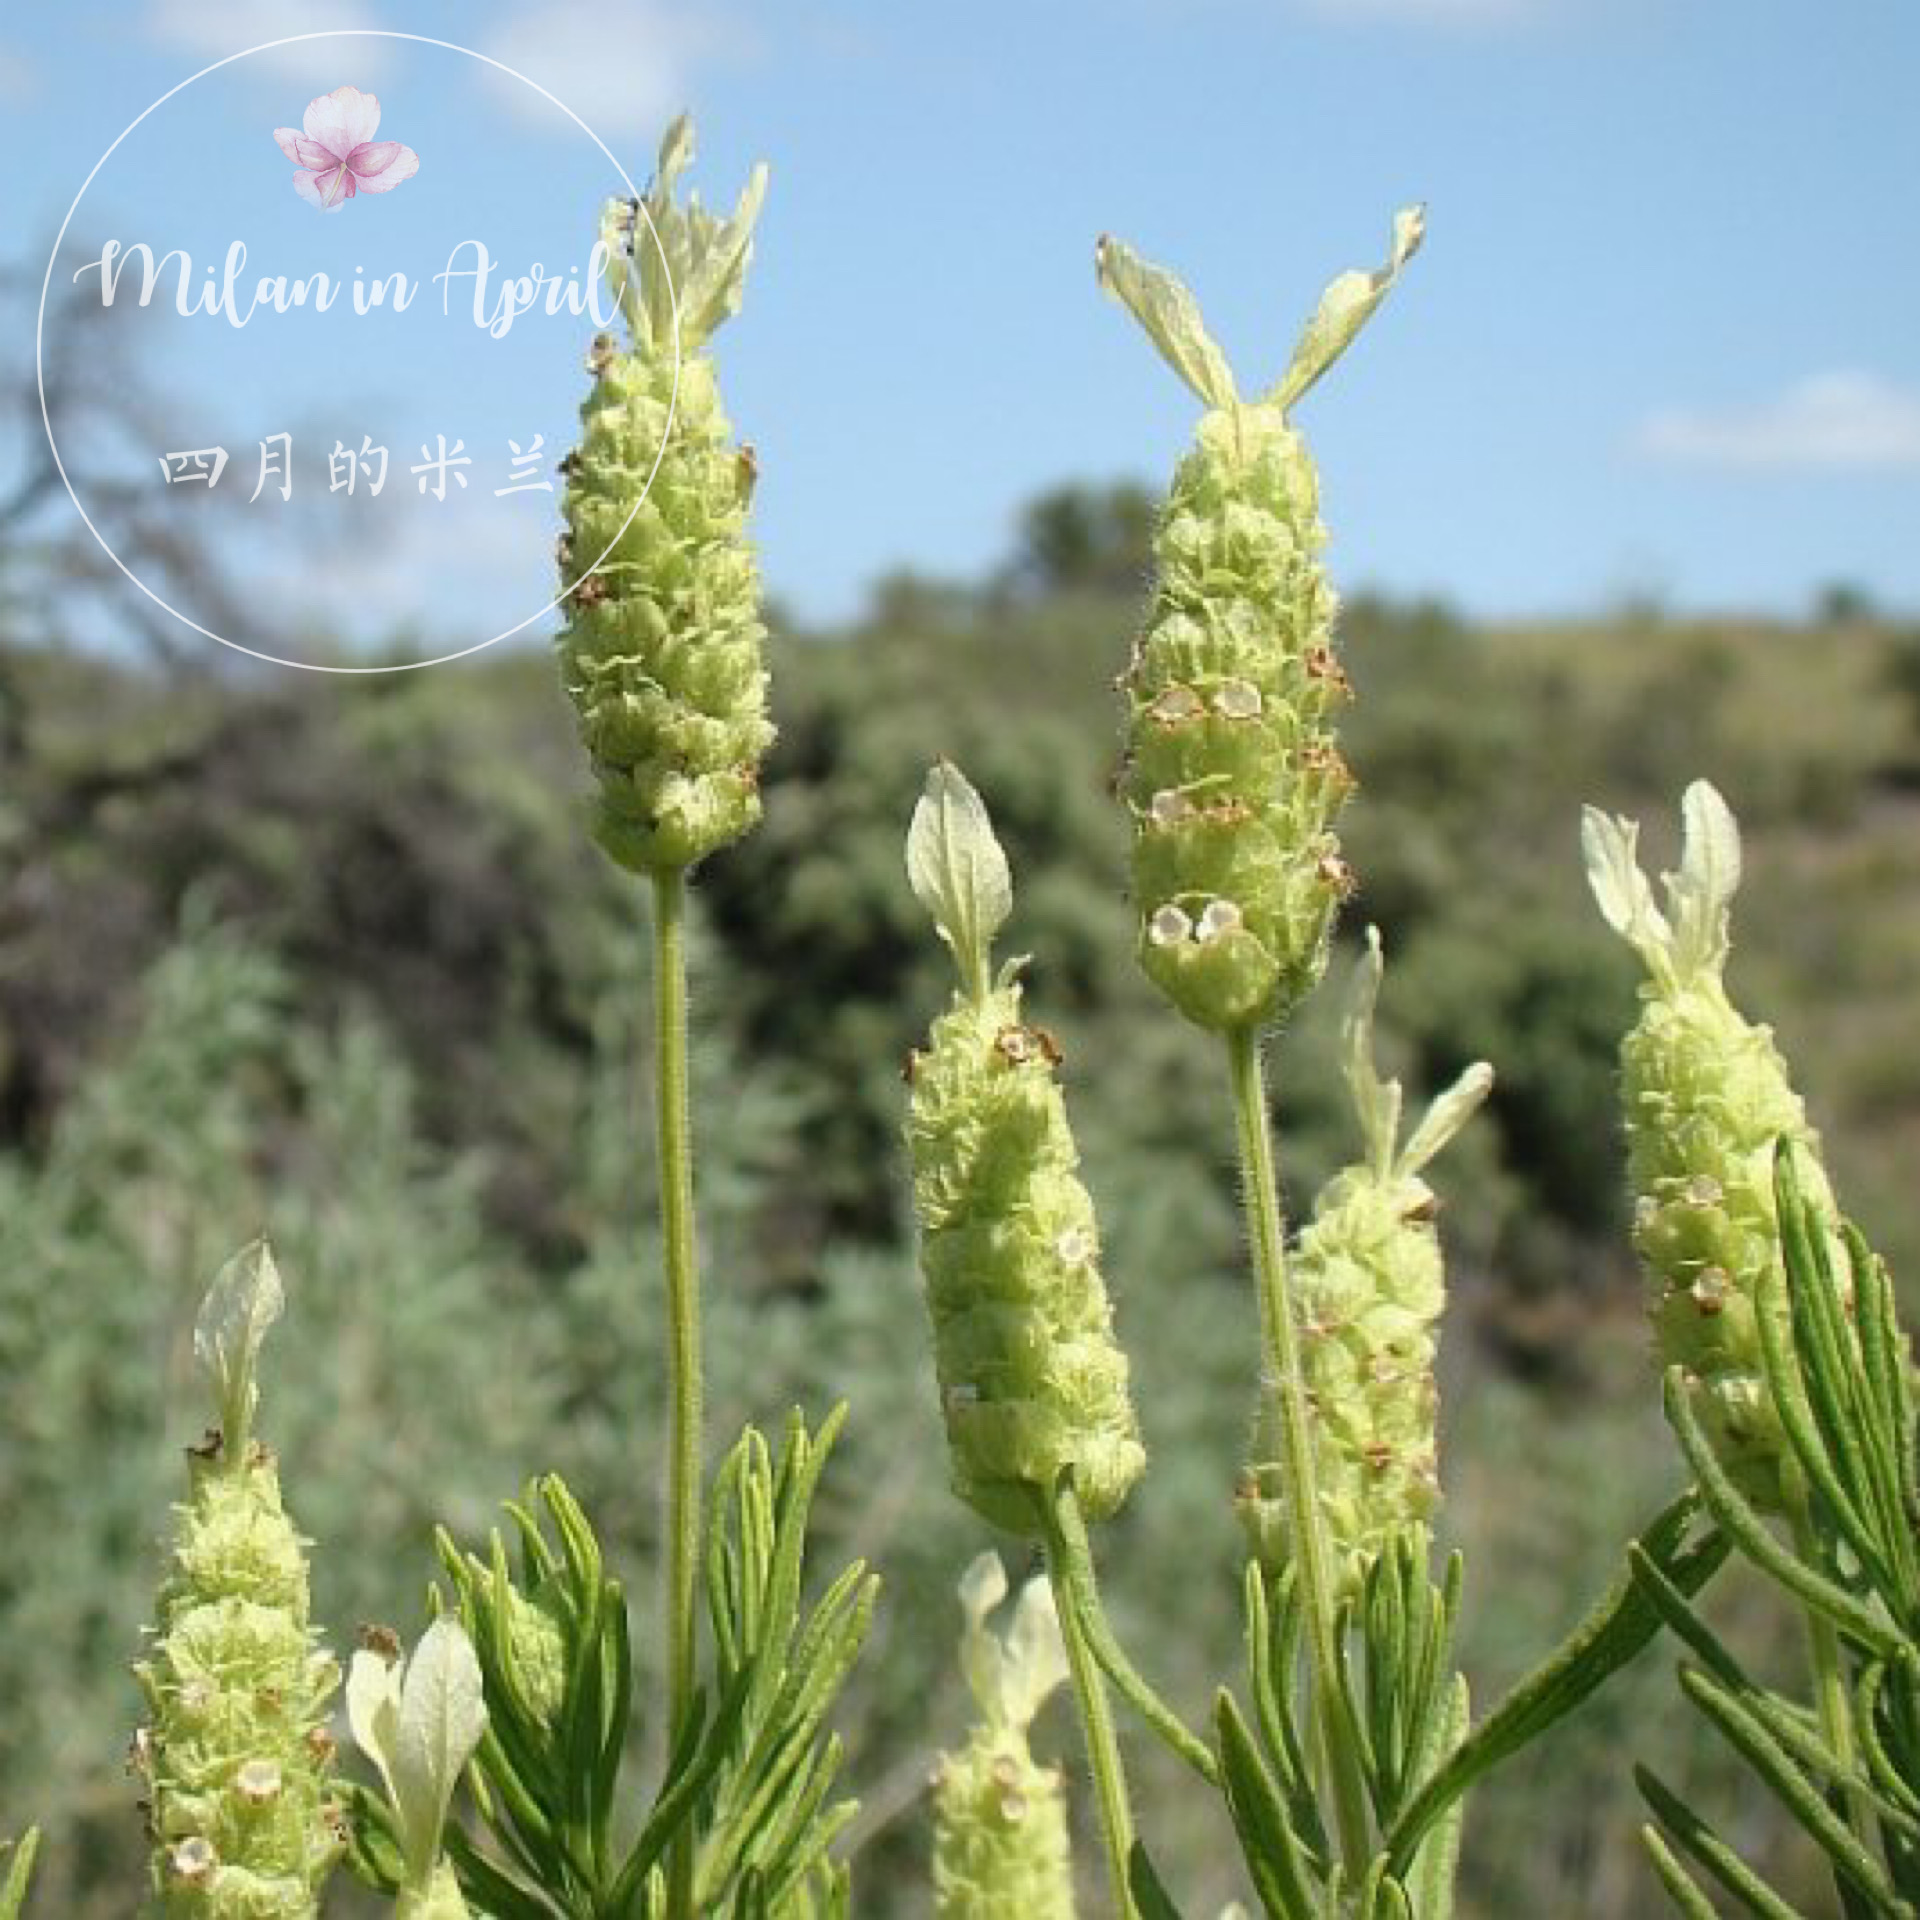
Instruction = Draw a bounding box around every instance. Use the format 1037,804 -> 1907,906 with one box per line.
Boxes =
135,1434 -> 341,1912
905,766 -> 1145,1536
556,114 -> 774,874
932,1556 -> 1076,1920
1098,212 -> 1421,1030
1585,781 -> 1845,1512
1238,933 -> 1490,1595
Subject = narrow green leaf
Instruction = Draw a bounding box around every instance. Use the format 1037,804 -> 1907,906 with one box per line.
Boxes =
1406,1678 -> 1469,1920
1754,1224 -> 1886,1586
1216,1689 -> 1322,1920
1386,1492 -> 1726,1873
1641,1823 -> 1725,1920
1857,1661 -> 1920,1820
1638,1766 -> 1814,1920
1665,1370 -> 1896,1658
1849,1231 -> 1920,1596
0,1830 -> 39,1920
444,1824 -> 561,1920
1680,1666 -> 1907,1906
1129,1840 -> 1189,1920
1245,1565 -> 1326,1859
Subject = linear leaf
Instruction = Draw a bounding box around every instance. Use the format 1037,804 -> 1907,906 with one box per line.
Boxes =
1386,1491 -> 1725,1872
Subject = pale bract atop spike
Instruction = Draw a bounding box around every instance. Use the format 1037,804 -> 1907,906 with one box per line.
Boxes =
193,1239 -> 284,1451
1581,804 -> 1678,987
907,762 -> 1013,1003
1400,1060 -> 1496,1180
954,1553 -> 1067,1737
351,1618 -> 487,1888
1668,779 -> 1742,982
627,111 -> 769,355
1095,233 -> 1240,411
1268,204 -> 1425,414
1340,928 -> 1402,1179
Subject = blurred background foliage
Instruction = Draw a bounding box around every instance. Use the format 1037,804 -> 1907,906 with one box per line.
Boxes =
3,472 -> 1919,1915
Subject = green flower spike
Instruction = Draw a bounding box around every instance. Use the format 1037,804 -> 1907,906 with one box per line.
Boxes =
1099,209 -> 1423,1031
134,1243 -> 344,1919
932,1553 -> 1076,1920
347,1617 -> 488,1920
1239,930 -> 1491,1595
904,763 -> 1145,1535
1584,780 -> 1846,1513
556,113 -> 774,874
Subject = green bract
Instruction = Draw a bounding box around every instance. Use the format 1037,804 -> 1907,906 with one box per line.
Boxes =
932,1555 -> 1076,1920
1239,931 -> 1491,1596
1099,210 -> 1422,1031
1584,780 -> 1844,1513
905,765 -> 1145,1536
556,114 -> 774,874
134,1245 -> 343,1919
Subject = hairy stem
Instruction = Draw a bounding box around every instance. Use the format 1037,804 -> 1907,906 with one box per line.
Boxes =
1786,1482 -> 1871,1856
1227,1025 -> 1374,1885
1039,1479 -> 1138,1919
1048,1485 -> 1220,1788
652,869 -> 703,1920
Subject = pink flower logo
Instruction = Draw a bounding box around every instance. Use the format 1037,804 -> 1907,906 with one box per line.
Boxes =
273,85 -> 419,212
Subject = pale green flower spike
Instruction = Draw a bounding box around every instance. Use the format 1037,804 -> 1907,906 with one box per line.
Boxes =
556,112 -> 775,874
932,1554 -> 1076,1920
134,1243 -> 344,1919
1239,931 -> 1491,1595
905,764 -> 1146,1536
1098,209 -> 1423,1031
347,1617 -> 487,1920
1584,780 -> 1845,1513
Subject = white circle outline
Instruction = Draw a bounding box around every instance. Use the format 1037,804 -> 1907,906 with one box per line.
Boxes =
35,28 -> 682,676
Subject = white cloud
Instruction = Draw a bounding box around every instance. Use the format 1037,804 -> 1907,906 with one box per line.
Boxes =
147,0 -> 394,83
477,1 -> 756,138
1637,371 -> 1920,474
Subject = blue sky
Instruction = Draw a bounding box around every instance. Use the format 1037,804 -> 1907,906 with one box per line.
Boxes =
5,0 -> 1916,661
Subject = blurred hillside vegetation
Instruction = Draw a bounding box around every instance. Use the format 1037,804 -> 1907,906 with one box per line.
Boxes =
4,471 -> 1920,1917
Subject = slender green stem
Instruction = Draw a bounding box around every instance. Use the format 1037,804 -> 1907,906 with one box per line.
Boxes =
1049,1486 -> 1220,1788
1226,1025 -> 1374,1885
1039,1480 -> 1138,1919
1786,1482 -> 1872,1853
651,869 -> 703,1920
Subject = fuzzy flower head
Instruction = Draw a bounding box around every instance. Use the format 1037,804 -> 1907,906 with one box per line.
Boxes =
555,114 -> 774,874
932,1554 -> 1076,1920
904,764 -> 1145,1535
1099,210 -> 1422,1032
134,1244 -> 345,1918
1584,781 -> 1846,1512
273,86 -> 418,212
1240,931 -> 1490,1595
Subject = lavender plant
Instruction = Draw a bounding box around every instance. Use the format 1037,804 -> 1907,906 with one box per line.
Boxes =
18,109 -> 1908,1920
133,1243 -> 345,1919
1587,787 -> 1920,1918
931,1555 -> 1077,1919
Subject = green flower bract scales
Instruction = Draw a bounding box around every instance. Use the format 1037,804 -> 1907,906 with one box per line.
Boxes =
557,116 -> 774,875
